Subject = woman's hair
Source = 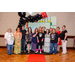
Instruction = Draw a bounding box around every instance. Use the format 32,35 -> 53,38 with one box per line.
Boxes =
49,28 -> 53,32
7,28 -> 12,32
46,29 -> 49,34
57,26 -> 60,29
28,27 -> 32,33
38,26 -> 42,33
16,27 -> 20,32
52,28 -> 56,33
62,25 -> 66,28
34,28 -> 38,33
41,27 -> 44,33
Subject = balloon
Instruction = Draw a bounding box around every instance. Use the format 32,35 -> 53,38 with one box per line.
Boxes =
28,12 -> 33,15
41,12 -> 47,19
18,12 -> 26,17
27,15 -> 32,21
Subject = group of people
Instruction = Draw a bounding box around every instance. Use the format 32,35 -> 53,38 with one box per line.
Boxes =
4,25 -> 68,55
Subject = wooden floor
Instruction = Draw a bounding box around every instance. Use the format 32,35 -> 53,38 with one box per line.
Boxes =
0,48 -> 75,62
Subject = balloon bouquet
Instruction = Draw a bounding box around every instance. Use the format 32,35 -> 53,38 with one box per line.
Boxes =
18,12 -> 48,30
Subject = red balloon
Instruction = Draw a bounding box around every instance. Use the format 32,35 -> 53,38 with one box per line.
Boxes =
41,12 -> 47,19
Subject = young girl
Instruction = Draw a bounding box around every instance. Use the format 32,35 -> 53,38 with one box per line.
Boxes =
56,27 -> 62,52
44,29 -> 50,53
4,28 -> 14,55
36,27 -> 44,53
31,28 -> 38,53
25,27 -> 32,53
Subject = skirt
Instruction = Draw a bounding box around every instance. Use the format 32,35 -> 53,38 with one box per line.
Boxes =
58,38 -> 62,45
31,42 -> 37,52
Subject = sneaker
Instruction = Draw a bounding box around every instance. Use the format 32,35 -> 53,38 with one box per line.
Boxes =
40,51 -> 42,54
35,51 -> 38,53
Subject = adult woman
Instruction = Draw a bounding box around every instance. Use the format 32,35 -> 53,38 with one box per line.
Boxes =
25,27 -> 32,53
60,25 -> 68,54
14,27 -> 22,54
49,28 -> 53,34
4,28 -> 14,55
43,26 -> 46,34
31,28 -> 38,52
41,27 -> 45,51
44,29 -> 50,53
50,28 -> 59,54
36,27 -> 44,53
56,27 -> 62,52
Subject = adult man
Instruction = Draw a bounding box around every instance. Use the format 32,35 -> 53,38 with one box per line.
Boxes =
21,25 -> 26,52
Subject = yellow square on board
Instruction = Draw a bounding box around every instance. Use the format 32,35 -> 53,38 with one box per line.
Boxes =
48,20 -> 50,22
40,21 -> 42,22
43,21 -> 45,22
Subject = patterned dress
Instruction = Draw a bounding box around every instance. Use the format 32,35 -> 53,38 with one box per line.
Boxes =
31,33 -> 37,52
44,34 -> 50,53
14,33 -> 21,54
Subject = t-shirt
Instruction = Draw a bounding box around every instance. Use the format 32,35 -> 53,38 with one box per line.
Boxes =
21,30 -> 26,39
4,32 -> 14,45
44,31 -> 46,34
37,32 -> 44,43
50,33 -> 59,43
60,30 -> 67,40
32,33 -> 37,44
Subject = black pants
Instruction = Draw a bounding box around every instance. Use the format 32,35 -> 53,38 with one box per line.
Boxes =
37,43 -> 42,49
21,39 -> 26,51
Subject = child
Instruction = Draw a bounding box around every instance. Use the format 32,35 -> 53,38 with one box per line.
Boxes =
44,29 -> 50,53
36,27 -> 44,53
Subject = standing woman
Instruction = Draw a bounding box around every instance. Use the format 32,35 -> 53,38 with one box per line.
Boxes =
4,28 -> 14,55
60,25 -> 68,54
41,27 -> 45,51
44,29 -> 50,53
49,28 -> 53,34
25,27 -> 32,53
31,28 -> 38,53
14,27 -> 22,54
50,28 -> 59,54
56,27 -> 62,52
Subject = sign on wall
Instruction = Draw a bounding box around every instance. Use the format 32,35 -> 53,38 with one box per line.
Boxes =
25,16 -> 56,32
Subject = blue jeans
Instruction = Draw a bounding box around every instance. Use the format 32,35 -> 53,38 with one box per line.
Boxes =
50,43 -> 58,54
21,39 -> 26,52
6,44 -> 13,55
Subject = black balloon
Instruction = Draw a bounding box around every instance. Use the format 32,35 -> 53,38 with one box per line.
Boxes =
18,12 -> 26,17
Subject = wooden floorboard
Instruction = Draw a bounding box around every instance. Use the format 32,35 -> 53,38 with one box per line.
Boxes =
0,48 -> 75,62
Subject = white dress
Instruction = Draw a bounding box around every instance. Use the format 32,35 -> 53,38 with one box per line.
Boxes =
44,34 -> 50,53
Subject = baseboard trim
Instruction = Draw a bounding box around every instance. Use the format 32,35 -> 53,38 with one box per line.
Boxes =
0,46 -> 7,48
60,47 -> 74,49
0,46 -> 74,49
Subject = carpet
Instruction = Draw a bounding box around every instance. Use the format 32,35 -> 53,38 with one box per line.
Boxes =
27,54 -> 46,62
